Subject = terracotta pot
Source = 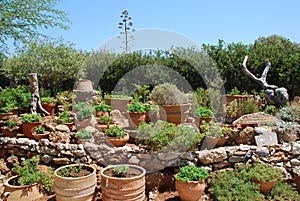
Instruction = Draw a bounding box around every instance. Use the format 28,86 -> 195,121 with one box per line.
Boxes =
175,179 -> 206,201
127,112 -> 146,128
75,79 -> 94,91
95,111 -> 109,117
22,122 -> 42,139
95,123 -> 116,132
100,164 -> 146,201
1,126 -> 19,137
253,179 -> 277,193
202,136 -> 227,150
2,175 -> 44,201
104,98 -> 131,113
145,111 -> 160,123
42,103 -> 56,116
32,131 -> 50,141
106,133 -> 129,147
159,104 -> 190,125
54,164 -> 97,201
194,116 -> 213,127
75,117 -> 95,131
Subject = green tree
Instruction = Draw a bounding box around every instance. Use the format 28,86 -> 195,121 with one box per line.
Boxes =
0,0 -> 70,53
2,38 -> 87,95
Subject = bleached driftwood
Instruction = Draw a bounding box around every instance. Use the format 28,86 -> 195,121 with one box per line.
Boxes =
242,55 -> 288,106
29,73 -> 49,115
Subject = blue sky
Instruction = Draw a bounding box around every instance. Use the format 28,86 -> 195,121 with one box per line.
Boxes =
43,0 -> 300,52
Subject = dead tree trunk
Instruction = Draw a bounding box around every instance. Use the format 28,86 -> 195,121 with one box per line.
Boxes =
242,55 -> 289,107
29,73 -> 49,115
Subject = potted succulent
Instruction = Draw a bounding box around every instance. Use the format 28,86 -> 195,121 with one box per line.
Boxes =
94,103 -> 111,117
104,94 -> 132,113
73,102 -> 95,130
96,115 -> 116,132
144,102 -> 160,123
200,121 -> 232,149
2,155 -> 54,201
21,113 -> 42,139
56,111 -> 73,131
100,164 -> 146,201
241,162 -> 283,193
104,126 -> 129,147
127,100 -> 146,128
32,126 -> 50,141
149,83 -> 190,124
193,106 -> 214,126
54,163 -> 97,200
174,165 -> 210,201
41,97 -> 57,116
74,129 -> 94,144
1,117 -> 19,137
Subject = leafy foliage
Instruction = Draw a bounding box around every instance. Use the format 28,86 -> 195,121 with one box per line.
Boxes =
105,126 -> 126,138
127,101 -> 146,112
199,121 -> 232,138
74,129 -> 93,139
174,166 -> 209,182
112,165 -> 129,177
57,165 -> 83,178
41,97 -> 56,104
194,106 -> 213,118
94,103 -> 111,112
144,103 -> 159,112
97,116 -> 114,125
57,111 -> 71,124
5,118 -> 17,131
74,102 -> 94,121
278,106 -> 300,123
0,86 -> 31,112
35,126 -> 45,134
21,113 -> 42,123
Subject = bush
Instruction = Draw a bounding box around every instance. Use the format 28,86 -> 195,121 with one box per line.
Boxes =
74,129 -> 93,139
94,103 -> 111,112
57,111 -> 71,124
278,106 -> 300,123
98,116 -> 114,125
174,166 -> 209,182
22,113 -> 42,123
0,86 -> 31,112
74,102 -> 94,121
105,126 -> 126,138
127,101 -> 146,112
193,106 -> 213,117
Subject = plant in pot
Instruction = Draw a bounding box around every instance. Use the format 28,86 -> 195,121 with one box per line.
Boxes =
104,94 -> 132,113
54,163 -> 97,201
174,165 -> 210,201
200,121 -> 232,150
149,83 -> 190,124
73,102 -> 95,130
94,103 -> 111,117
100,164 -> 146,201
2,155 -> 54,201
96,115 -> 115,132
193,106 -> 214,126
32,126 -> 50,141
56,110 -> 73,131
239,162 -> 283,193
104,126 -> 129,147
41,97 -> 57,116
56,90 -> 74,111
127,100 -> 146,128
74,129 -> 94,144
21,113 -> 42,139
144,102 -> 160,123
1,117 -> 19,137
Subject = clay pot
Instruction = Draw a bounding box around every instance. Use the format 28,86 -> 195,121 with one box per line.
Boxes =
42,103 -> 56,116
253,179 -> 277,193
106,133 -> 129,147
22,122 -> 42,139
1,126 -> 19,137
127,112 -> 146,128
159,104 -> 190,125
175,179 -> 206,201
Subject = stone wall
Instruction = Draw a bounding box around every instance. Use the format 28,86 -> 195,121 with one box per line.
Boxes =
1,133 -> 300,180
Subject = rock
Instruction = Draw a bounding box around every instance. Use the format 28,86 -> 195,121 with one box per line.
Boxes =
213,160 -> 230,169
0,159 -> 10,174
6,155 -> 19,167
49,131 -> 71,143
228,155 -> 246,163
56,124 -> 70,132
53,157 -> 71,165
255,131 -> 278,146
292,142 -> 300,155
196,147 -> 227,164
41,154 -> 53,164
291,158 -> 300,166
180,152 -> 194,161
236,127 -> 257,145
128,155 -> 140,165
281,143 -> 292,152
255,147 -> 269,157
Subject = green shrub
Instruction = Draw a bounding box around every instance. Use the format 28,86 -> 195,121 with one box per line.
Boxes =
113,165 -> 129,177
94,103 -> 111,112
5,118 -> 17,131
278,106 -> 300,123
74,102 -> 94,121
41,97 -> 56,104
194,106 -> 213,117
267,182 -> 300,200
56,90 -> 74,111
264,105 -> 277,116
98,116 -> 114,125
105,126 -> 126,138
127,101 -> 146,112
104,94 -> 132,99
174,166 -> 209,182
199,121 -> 232,138
57,111 -> 71,124
35,126 -> 45,134
57,165 -> 83,178
21,113 -> 42,123
0,86 -> 31,112
74,129 -> 93,139
144,103 -> 159,112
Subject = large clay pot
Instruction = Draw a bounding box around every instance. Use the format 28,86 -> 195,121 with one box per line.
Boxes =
22,122 -> 42,139
95,123 -> 116,132
159,103 -> 190,125
75,80 -> 94,91
1,175 -> 44,201
127,112 -> 146,128
54,164 -> 97,201
42,103 -> 56,116
106,133 -> 129,147
100,164 -> 146,201
175,179 -> 206,201
32,131 -> 50,141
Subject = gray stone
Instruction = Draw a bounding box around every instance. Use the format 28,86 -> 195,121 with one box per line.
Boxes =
73,149 -> 86,157
212,160 -> 230,169
128,155 -> 140,165
292,142 -> 300,155
291,158 -> 300,166
239,144 -> 251,151
180,152 -> 194,161
229,155 -> 246,163
281,143 -> 292,152
39,139 -> 50,146
53,157 -> 70,165
41,154 -> 53,164
255,147 -> 269,157
56,124 -> 70,132
197,147 -> 227,164
255,132 -> 278,147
